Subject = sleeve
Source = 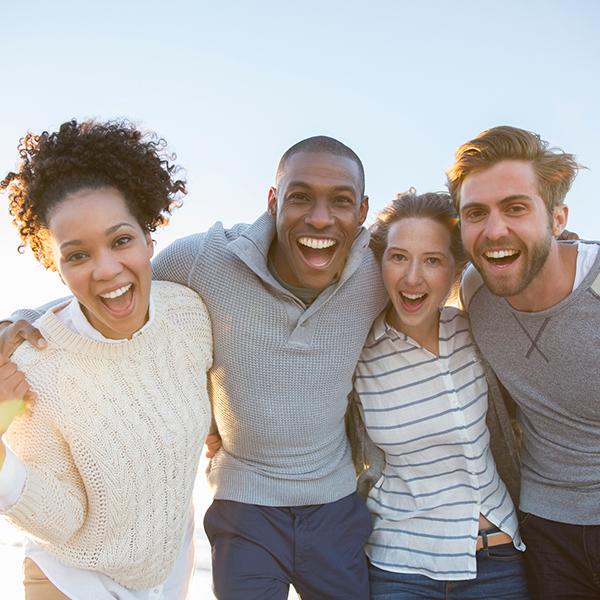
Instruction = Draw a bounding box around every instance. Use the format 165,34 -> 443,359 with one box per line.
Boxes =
458,264 -> 485,312
152,233 -> 207,287
478,350 -> 522,507
6,297 -> 72,325
345,389 -> 385,501
3,403 -> 87,546
0,442 -> 27,510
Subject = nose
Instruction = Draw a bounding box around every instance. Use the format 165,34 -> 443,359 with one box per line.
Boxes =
404,261 -> 423,286
92,251 -> 123,281
305,200 -> 335,229
483,212 -> 510,240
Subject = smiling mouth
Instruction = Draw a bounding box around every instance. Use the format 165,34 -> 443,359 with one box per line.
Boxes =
401,292 -> 427,310
297,237 -> 337,268
99,284 -> 134,314
484,249 -> 520,267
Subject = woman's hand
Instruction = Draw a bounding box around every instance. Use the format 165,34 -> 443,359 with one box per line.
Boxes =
0,354 -> 36,437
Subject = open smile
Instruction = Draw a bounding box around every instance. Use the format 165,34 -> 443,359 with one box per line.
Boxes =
297,236 -> 338,268
98,283 -> 135,316
400,291 -> 428,313
483,248 -> 520,269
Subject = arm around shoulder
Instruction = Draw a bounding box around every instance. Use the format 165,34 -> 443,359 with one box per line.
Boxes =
152,233 -> 208,287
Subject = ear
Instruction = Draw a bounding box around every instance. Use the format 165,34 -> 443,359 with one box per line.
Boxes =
551,204 -> 569,237
267,187 -> 278,219
358,196 -> 369,226
145,231 -> 154,259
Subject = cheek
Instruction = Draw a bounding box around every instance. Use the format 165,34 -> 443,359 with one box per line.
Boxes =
382,263 -> 401,292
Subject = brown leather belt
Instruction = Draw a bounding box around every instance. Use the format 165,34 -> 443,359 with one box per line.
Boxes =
476,529 -> 513,551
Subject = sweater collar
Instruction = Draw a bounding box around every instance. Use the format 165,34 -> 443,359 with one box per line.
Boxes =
226,211 -> 372,295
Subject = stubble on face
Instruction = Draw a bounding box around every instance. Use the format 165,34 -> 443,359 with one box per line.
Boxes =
467,222 -> 554,297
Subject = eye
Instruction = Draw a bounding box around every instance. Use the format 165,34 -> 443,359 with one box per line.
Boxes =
114,235 -> 132,247
465,209 -> 485,220
66,252 -> 88,263
390,253 -> 406,262
333,196 -> 353,204
507,204 -> 526,214
426,257 -> 441,265
288,192 -> 309,202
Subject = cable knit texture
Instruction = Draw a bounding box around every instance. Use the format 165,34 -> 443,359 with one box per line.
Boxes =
3,281 -> 212,589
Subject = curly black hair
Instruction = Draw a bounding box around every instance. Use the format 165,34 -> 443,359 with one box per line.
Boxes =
1,119 -> 186,270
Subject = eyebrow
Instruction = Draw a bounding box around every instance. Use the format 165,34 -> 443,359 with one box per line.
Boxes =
386,246 -> 447,256
59,222 -> 136,251
460,193 -> 533,214
286,181 -> 357,194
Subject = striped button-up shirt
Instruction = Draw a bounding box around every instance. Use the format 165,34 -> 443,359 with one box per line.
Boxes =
354,306 -> 522,581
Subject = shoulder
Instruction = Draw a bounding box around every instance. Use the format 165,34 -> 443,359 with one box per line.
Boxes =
458,264 -> 486,312
152,281 -> 210,315
441,305 -> 469,326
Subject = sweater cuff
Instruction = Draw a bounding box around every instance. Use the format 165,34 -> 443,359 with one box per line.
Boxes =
0,443 -> 27,511
4,468 -> 46,523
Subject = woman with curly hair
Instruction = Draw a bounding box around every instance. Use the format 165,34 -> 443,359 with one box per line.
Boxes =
0,119 -> 212,599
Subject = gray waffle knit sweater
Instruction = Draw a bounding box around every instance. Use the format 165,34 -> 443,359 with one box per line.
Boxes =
152,213 -> 388,506
461,243 -> 600,525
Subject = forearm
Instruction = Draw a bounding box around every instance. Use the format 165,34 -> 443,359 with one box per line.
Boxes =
6,296 -> 72,325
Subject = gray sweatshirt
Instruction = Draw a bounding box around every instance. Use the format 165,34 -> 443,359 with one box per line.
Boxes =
461,244 -> 600,525
152,213 -> 388,506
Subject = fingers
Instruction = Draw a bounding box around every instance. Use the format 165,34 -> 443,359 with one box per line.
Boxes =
0,320 -> 46,359
204,432 -> 222,459
558,228 -> 579,241
0,357 -> 31,403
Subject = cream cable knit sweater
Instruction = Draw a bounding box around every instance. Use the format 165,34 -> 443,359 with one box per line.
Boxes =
3,281 -> 212,589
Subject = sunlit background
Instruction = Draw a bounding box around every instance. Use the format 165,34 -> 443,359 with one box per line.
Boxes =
1,0 -> 599,597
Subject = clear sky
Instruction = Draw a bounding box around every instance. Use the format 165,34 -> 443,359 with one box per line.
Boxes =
1,0 -> 599,318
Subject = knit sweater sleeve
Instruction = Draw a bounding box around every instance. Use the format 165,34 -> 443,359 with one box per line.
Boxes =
3,360 -> 87,545
152,233 -> 207,287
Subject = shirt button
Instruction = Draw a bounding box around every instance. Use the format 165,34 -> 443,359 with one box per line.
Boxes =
463,437 -> 469,442
471,470 -> 476,475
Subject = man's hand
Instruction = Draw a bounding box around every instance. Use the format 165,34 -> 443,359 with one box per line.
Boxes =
0,354 -> 36,437
558,228 -> 579,241
0,320 -> 46,359
205,432 -> 222,459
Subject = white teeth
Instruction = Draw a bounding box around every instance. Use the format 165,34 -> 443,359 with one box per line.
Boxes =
485,249 -> 518,259
100,284 -> 132,299
298,237 -> 336,250
403,293 -> 425,300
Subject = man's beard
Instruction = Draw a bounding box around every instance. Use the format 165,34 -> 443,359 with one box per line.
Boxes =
469,228 -> 553,298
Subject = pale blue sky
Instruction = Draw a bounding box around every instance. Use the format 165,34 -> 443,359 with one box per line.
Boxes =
1,0 -> 599,316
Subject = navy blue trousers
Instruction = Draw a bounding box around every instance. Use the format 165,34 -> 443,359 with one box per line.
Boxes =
520,513 -> 600,599
204,493 -> 372,600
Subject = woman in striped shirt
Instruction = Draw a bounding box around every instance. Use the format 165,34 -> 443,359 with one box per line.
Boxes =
352,190 -> 529,599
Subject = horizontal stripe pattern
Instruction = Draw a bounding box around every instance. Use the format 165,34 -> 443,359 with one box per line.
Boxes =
354,307 -> 521,581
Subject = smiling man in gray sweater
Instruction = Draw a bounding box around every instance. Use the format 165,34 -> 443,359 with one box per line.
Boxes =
448,126 -> 600,600
0,136 -> 389,600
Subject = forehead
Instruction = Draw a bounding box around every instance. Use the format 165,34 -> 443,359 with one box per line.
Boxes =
387,217 -> 452,252
459,160 -> 541,209
279,152 -> 362,192
48,188 -> 135,233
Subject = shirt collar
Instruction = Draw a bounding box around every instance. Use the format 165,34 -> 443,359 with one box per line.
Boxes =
66,295 -> 155,343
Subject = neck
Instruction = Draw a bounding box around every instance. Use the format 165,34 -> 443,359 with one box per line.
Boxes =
507,241 -> 577,312
387,307 -> 441,356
